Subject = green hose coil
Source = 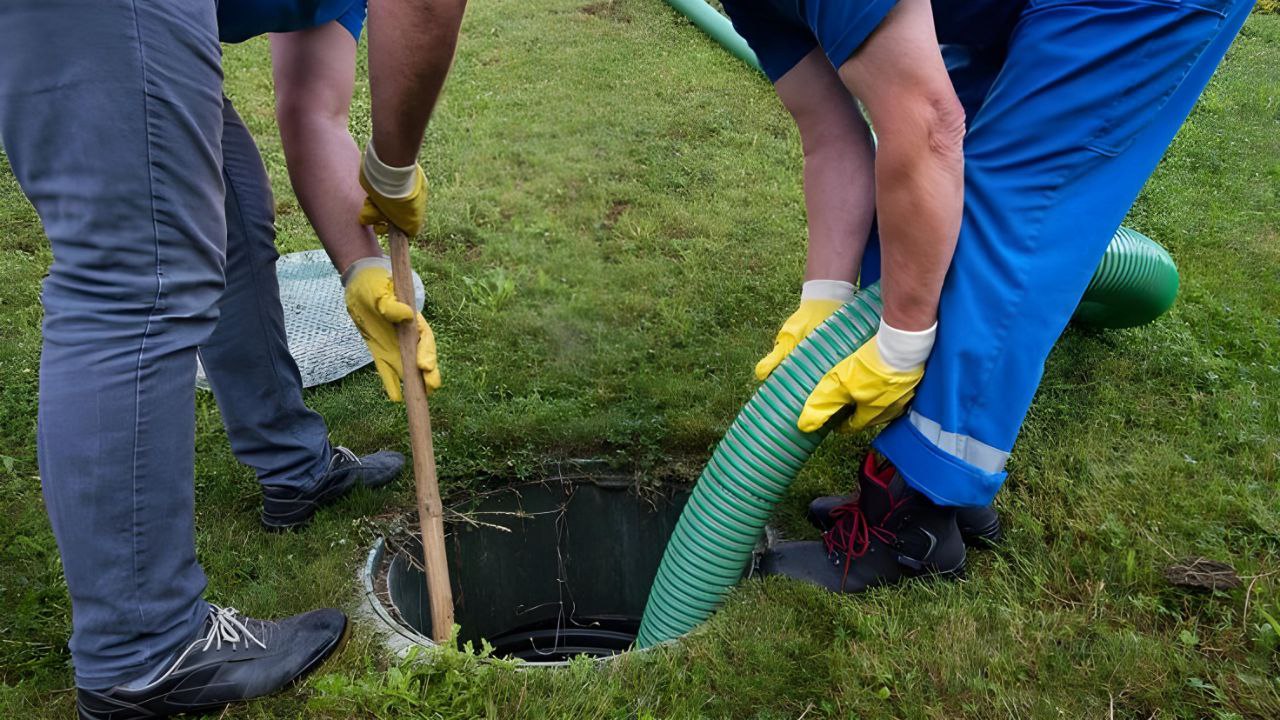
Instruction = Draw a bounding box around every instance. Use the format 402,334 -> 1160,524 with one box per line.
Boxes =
636,228 -> 1179,647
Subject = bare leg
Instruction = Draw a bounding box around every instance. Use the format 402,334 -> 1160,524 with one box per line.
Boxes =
774,49 -> 877,285
837,0 -> 965,331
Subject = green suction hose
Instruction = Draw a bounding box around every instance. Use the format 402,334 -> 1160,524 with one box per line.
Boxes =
636,228 -> 1180,647
1072,226 -> 1180,329
663,0 -> 762,72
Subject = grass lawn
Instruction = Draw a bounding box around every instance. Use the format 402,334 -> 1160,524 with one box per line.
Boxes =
3,1 -> 1280,717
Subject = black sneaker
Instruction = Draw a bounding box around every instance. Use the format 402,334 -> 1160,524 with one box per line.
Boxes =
77,604 -> 347,720
806,472 -> 1002,547
261,446 -> 404,530
760,453 -> 966,593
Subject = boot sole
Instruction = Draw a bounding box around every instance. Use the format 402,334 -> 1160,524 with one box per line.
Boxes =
958,518 -> 1003,548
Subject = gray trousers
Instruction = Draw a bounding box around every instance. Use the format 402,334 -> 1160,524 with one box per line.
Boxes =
0,0 -> 331,688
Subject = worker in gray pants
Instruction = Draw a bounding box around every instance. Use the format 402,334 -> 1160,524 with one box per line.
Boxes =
0,0 -> 464,716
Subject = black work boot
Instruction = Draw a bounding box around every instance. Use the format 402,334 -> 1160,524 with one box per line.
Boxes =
760,453 -> 966,593
807,478 -> 1002,547
77,604 -> 347,720
261,446 -> 404,530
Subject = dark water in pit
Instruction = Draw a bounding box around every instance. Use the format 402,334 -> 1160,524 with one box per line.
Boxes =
384,480 -> 688,663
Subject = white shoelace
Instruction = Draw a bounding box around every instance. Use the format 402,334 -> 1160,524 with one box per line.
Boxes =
329,446 -> 360,470
119,605 -> 268,690
200,605 -> 267,652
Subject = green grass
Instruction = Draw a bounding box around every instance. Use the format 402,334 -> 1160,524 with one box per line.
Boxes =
2,2 -> 1279,717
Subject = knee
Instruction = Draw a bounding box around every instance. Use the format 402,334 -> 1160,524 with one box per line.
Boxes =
874,87 -> 966,174
923,91 -> 966,160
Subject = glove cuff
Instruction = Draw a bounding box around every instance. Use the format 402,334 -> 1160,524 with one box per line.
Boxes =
362,141 -> 419,199
341,256 -> 393,287
800,279 -> 856,303
875,318 -> 936,371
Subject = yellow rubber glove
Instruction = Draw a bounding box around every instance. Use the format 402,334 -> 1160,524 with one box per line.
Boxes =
344,261 -> 441,402
796,335 -> 923,434
755,299 -> 846,380
358,163 -> 428,237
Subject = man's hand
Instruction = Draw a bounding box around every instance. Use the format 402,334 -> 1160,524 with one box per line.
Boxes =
756,279 -> 855,380
796,320 -> 936,434
344,258 -> 441,401
358,142 -> 428,236
756,299 -> 845,380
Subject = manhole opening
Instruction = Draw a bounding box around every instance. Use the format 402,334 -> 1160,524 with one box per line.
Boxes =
375,479 -> 688,664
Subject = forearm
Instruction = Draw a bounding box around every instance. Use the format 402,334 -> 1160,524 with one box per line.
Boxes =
271,25 -> 382,272
367,0 -> 466,165
279,115 -> 382,272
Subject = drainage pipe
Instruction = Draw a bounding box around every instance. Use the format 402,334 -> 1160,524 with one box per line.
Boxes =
636,227 -> 1179,647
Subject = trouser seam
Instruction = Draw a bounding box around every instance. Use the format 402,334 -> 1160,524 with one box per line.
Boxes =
126,0 -> 163,669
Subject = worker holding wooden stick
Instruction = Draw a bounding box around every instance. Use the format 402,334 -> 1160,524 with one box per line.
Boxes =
0,0 -> 465,718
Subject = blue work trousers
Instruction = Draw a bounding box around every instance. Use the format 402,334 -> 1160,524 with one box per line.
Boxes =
0,0 -> 330,688
866,0 -> 1256,505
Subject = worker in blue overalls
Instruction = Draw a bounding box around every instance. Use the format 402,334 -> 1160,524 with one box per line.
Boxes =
721,0 -> 1255,591
0,0 -> 464,716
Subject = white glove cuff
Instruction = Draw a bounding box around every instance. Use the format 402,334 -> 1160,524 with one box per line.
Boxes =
341,256 -> 392,287
362,141 -> 418,199
875,318 -> 937,371
801,279 -> 856,303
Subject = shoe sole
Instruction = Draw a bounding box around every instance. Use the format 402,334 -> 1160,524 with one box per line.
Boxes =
260,477 -> 360,532
958,517 -> 1004,548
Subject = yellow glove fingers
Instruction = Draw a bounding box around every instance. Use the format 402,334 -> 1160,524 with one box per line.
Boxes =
415,315 -> 442,393
373,292 -> 415,325
844,392 -> 914,434
797,363 -> 857,433
754,339 -> 795,381
372,356 -> 404,403
358,198 -> 390,235
756,298 -> 845,381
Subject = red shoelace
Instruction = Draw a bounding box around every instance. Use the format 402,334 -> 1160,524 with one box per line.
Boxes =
821,454 -> 906,589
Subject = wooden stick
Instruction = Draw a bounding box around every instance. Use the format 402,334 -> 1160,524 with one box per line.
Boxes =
388,225 -> 454,644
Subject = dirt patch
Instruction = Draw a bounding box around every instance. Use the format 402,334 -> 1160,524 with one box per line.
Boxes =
580,0 -> 630,23
602,199 -> 631,229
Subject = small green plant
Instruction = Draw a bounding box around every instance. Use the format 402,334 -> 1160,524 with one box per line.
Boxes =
463,267 -> 517,312
309,644 -> 510,718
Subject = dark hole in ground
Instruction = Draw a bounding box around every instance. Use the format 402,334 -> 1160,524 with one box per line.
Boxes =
381,479 -> 688,663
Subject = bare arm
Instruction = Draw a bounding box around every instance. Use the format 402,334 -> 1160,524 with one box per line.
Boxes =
270,23 -> 381,272
367,0 -> 467,166
838,0 -> 964,331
